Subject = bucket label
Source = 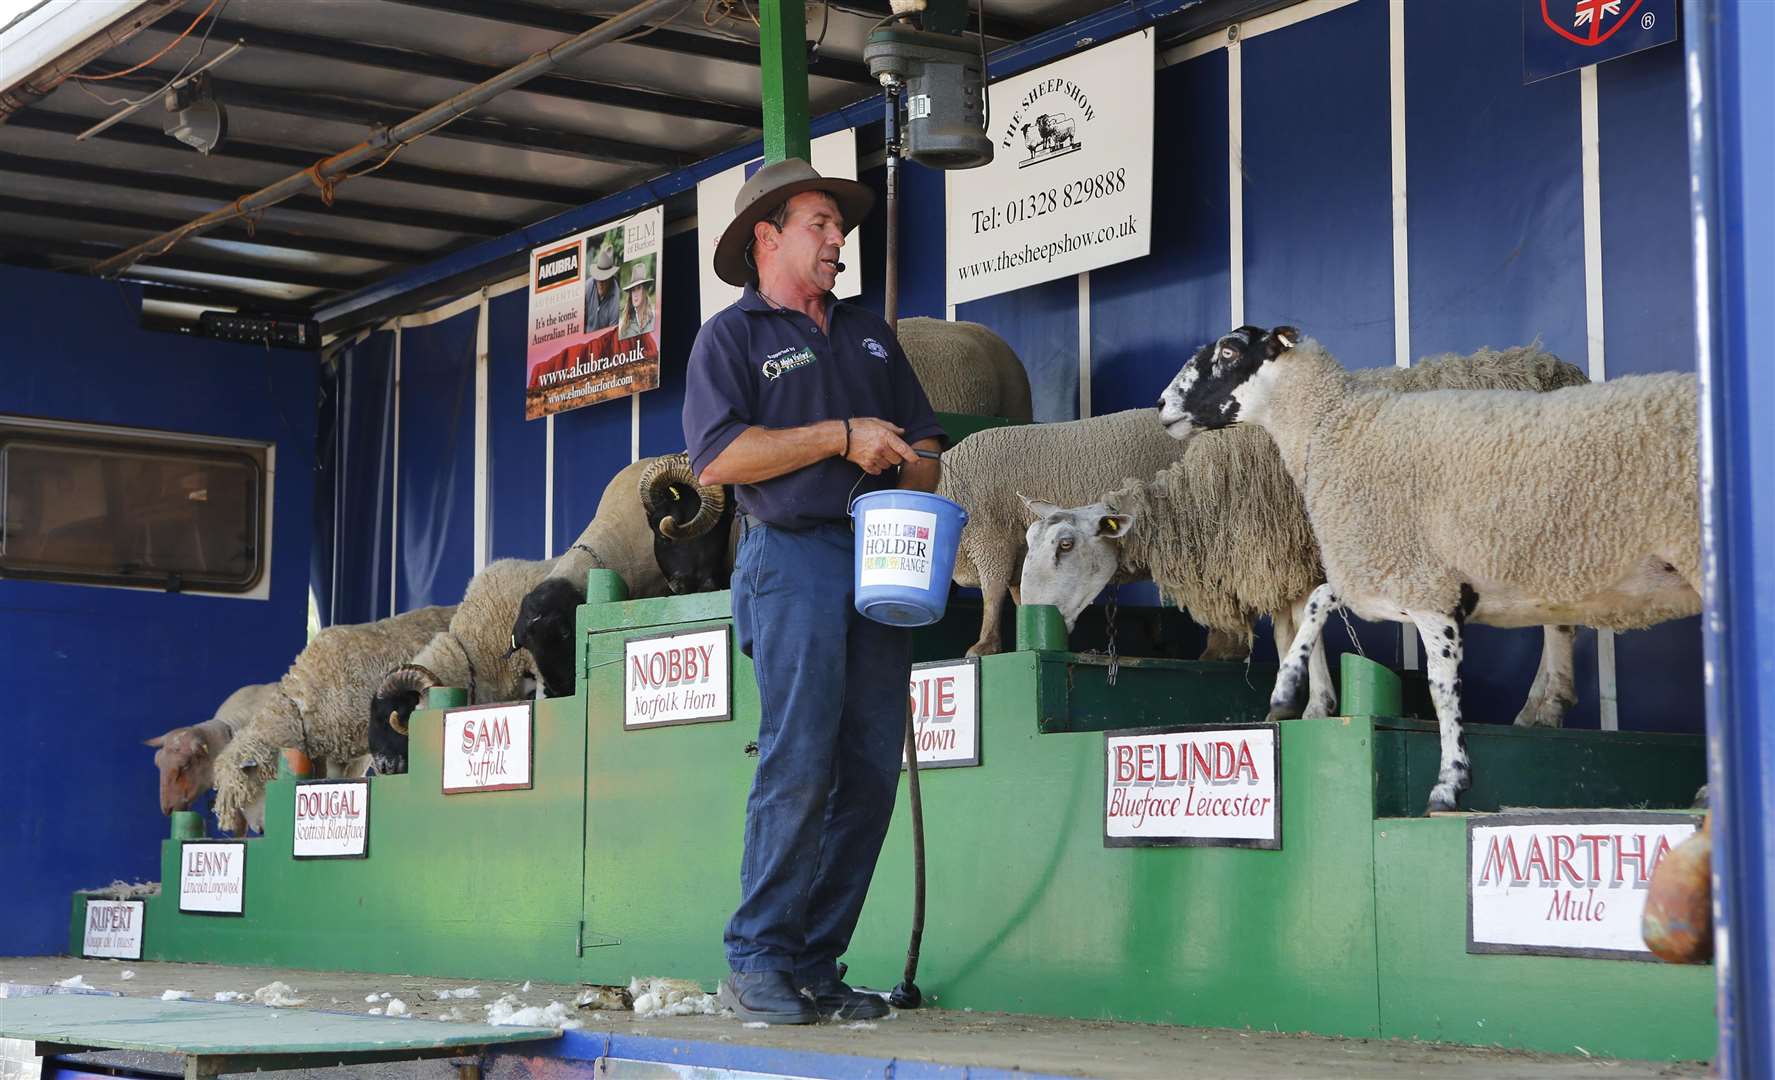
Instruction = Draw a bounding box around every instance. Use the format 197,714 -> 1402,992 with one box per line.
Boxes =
860,509 -> 939,591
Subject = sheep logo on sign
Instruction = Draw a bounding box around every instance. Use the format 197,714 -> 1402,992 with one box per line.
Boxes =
1000,77 -> 1093,168
1542,0 -> 1644,45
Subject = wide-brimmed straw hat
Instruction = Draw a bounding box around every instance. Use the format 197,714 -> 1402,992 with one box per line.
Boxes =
588,243 -> 620,281
713,158 -> 873,287
621,262 -> 653,292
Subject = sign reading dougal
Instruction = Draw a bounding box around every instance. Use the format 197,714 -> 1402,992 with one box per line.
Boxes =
624,626 -> 731,729
82,899 -> 144,959
1104,724 -> 1280,849
442,703 -> 534,794
1468,812 -> 1699,960
946,29 -> 1153,305
904,658 -> 980,769
178,840 -> 247,915
292,779 -> 370,859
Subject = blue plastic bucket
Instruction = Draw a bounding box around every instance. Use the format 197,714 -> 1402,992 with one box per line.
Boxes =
849,489 -> 968,627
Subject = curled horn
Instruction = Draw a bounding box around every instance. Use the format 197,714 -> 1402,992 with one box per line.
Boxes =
640,454 -> 726,539
376,664 -> 442,736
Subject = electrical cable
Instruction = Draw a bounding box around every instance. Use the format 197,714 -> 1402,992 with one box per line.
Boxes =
72,0 -> 220,80
73,0 -> 231,110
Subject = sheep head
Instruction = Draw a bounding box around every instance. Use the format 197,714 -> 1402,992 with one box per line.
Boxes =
639,454 -> 726,540
146,726 -> 222,815
511,577 -> 584,699
368,664 -> 441,775
1017,493 -> 1137,632
1158,325 -> 1301,440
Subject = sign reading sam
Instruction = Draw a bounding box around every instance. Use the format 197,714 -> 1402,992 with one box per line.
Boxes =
1468,811 -> 1699,960
1104,724 -> 1280,849
624,626 -> 731,729
178,840 -> 247,915
442,703 -> 533,794
82,899 -> 144,959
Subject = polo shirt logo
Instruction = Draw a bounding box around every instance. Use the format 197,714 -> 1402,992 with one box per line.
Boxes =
862,337 -> 889,361
761,345 -> 817,381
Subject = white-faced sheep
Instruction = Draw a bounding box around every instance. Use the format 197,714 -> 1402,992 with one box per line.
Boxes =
372,558 -> 555,774
898,317 -> 1033,422
1158,326 -> 1698,813
1019,344 -> 1592,722
147,683 -> 280,817
209,605 -> 456,833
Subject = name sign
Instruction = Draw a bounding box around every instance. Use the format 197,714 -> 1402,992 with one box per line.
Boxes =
624,626 -> 731,729
442,703 -> 534,794
1468,812 -> 1699,960
1104,725 -> 1280,849
904,659 -> 980,769
82,900 -> 144,959
178,840 -> 247,915
292,779 -> 370,859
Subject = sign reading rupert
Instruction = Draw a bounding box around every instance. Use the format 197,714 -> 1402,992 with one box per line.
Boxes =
1104,724 -> 1280,849
82,899 -> 144,959
178,840 -> 247,915
1468,812 -> 1699,959
442,703 -> 533,794
624,626 -> 731,730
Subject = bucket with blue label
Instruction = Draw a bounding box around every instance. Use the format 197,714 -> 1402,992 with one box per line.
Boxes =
849,488 -> 967,627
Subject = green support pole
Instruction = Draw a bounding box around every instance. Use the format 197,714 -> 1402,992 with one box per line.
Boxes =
1341,653 -> 1402,718
169,811 -> 204,841
1016,604 -> 1069,652
585,568 -> 629,605
759,0 -> 811,163
427,687 -> 468,710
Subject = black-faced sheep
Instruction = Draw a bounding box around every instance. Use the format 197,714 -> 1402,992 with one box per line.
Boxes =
211,605 -> 456,833
147,683 -> 279,817
1158,326 -> 1698,813
639,452 -> 735,596
372,558 -> 553,775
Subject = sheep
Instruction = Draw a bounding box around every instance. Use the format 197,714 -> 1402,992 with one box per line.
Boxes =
210,605 -> 455,833
638,452 -> 736,597
372,558 -> 555,775
898,317 -> 1033,422
147,683 -> 280,817
1157,326 -> 1699,813
512,456 -> 732,699
1019,344 -> 1592,722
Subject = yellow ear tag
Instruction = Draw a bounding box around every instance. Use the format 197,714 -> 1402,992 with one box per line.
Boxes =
1104,518 -> 1119,534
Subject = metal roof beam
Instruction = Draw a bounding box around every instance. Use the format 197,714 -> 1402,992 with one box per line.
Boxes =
14,237 -> 368,291
377,0 -> 873,84
134,280 -> 314,313
9,110 -> 590,205
823,0 -> 1033,42
196,17 -> 762,128
0,150 -> 509,235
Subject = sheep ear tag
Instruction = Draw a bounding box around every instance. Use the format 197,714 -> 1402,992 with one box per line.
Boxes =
1097,514 -> 1130,538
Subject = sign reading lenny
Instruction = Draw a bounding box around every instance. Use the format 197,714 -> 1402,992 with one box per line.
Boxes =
624,626 -> 731,729
442,703 -> 533,794
178,840 -> 247,915
1104,725 -> 1280,849
292,779 -> 370,859
82,899 -> 144,959
946,29 -> 1153,306
1468,812 -> 1699,960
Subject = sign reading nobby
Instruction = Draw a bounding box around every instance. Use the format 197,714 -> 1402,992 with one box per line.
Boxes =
625,626 -> 731,729
178,840 -> 247,915
82,899 -> 144,959
1104,725 -> 1280,849
292,779 -> 370,858
443,703 -> 534,794
1468,812 -> 1699,960
904,659 -> 980,769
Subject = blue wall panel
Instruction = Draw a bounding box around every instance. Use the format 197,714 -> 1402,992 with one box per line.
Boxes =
551,397 -> 631,558
0,266 -> 313,954
487,291 -> 547,562
638,230 -> 700,459
958,274 -> 1079,423
395,309 -> 477,611
328,331 -> 396,624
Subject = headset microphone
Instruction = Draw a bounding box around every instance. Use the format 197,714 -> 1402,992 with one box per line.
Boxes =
834,261 -> 847,272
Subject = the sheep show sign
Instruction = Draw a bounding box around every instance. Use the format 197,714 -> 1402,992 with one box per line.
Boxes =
178,840 -> 247,915
905,659 -> 980,769
1467,812 -> 1700,960
442,703 -> 534,794
945,29 -> 1153,306
1104,725 -> 1281,849
292,779 -> 370,859
624,626 -> 731,730
82,899 -> 144,959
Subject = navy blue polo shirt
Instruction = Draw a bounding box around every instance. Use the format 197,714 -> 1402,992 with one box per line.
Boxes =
682,287 -> 945,530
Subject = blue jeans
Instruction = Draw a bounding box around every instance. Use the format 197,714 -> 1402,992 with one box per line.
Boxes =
725,520 -> 911,983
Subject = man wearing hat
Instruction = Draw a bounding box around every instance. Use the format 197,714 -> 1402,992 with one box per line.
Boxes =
683,159 -> 944,1024
583,242 -> 622,331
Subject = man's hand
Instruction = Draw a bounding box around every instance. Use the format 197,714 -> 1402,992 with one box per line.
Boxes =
846,417 -> 918,476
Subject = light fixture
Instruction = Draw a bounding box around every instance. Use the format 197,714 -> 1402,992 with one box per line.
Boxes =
163,71 -> 226,155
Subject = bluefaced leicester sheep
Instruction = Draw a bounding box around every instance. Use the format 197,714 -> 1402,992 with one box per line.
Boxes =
211,605 -> 455,833
1158,326 -> 1698,813
147,683 -> 280,817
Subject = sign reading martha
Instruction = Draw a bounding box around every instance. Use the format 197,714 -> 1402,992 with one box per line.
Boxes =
859,509 -> 937,591
524,204 -> 663,420
1104,724 -> 1280,849
946,29 -> 1153,305
82,899 -> 144,959
625,626 -> 731,729
178,840 -> 246,915
1523,0 -> 1677,83
1468,811 -> 1699,960
442,703 -> 533,794
904,659 -> 980,769
292,779 -> 370,859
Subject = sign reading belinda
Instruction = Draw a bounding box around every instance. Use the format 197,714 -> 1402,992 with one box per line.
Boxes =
1104,724 -> 1280,849
1468,812 -> 1699,960
82,899 -> 144,959
624,626 -> 731,729
904,659 -> 980,769
178,840 -> 247,915
442,703 -> 533,794
292,779 -> 370,859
